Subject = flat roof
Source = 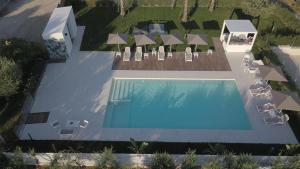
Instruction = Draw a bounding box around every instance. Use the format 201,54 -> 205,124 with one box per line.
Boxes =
225,20 -> 257,33
42,6 -> 72,39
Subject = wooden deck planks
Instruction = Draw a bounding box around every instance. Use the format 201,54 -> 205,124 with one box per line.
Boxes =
112,38 -> 231,71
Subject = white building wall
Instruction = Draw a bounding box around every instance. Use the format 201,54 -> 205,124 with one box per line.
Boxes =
67,8 -> 77,39
63,25 -> 72,56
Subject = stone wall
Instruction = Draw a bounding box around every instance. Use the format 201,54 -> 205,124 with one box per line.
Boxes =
44,38 -> 68,61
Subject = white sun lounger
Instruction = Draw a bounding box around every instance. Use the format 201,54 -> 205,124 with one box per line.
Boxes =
264,114 -> 289,125
249,85 -> 272,97
135,47 -> 143,61
256,103 -> 276,113
185,47 -> 193,62
158,46 -> 165,61
123,47 -> 131,61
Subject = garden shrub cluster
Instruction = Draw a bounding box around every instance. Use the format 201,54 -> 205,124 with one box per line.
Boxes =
0,39 -> 47,137
2,146 -> 300,169
0,39 -> 47,96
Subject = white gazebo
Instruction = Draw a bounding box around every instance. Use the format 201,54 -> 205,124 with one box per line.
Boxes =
42,6 -> 77,61
220,20 -> 257,53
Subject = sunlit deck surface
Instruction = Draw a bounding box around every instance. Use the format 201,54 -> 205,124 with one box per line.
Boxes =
112,38 -> 231,71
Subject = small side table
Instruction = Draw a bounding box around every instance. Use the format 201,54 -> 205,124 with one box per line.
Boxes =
193,52 -> 199,59
167,52 -> 173,58
207,49 -> 213,55
115,52 -> 121,58
144,53 -> 149,59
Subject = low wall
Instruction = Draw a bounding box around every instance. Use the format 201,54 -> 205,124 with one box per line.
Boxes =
3,152 -> 295,167
271,45 -> 300,90
273,45 -> 300,56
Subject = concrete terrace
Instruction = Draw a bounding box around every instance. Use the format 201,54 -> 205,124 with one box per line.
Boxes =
17,26 -> 297,144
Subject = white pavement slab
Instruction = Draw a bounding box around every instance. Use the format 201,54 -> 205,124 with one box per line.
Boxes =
18,26 -> 297,144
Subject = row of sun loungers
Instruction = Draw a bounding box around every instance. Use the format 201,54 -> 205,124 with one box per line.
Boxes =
256,102 -> 289,125
117,46 -> 212,62
250,83 -> 289,125
248,72 -> 289,125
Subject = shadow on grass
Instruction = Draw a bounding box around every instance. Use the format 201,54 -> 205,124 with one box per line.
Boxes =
181,20 -> 199,32
0,94 -> 24,142
189,0 -> 199,17
229,8 -> 261,28
77,7 -> 119,51
202,20 -> 220,30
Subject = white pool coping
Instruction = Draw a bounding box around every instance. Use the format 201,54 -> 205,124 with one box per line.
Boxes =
17,26 -> 298,144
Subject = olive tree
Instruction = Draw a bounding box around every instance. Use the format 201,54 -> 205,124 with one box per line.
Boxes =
0,57 -> 22,97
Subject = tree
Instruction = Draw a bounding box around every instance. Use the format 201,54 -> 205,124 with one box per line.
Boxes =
0,142 -> 8,168
0,57 -> 22,97
28,148 -> 40,168
209,0 -> 217,12
0,134 -> 4,143
96,147 -> 118,169
119,0 -> 125,16
149,152 -> 175,169
181,0 -> 189,22
128,138 -> 148,154
128,138 -> 149,168
181,149 -> 197,169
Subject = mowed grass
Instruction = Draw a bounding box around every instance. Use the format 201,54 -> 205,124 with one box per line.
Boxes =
75,5 -> 300,52
76,7 -> 234,51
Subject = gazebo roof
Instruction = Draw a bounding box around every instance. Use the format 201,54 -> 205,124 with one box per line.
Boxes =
225,20 -> 257,33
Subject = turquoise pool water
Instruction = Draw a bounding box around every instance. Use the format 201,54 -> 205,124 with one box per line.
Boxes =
103,79 -> 251,130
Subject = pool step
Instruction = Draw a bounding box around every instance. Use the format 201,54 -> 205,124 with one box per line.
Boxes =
111,80 -> 133,102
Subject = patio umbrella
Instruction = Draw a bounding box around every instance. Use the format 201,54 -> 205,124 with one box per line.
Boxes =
271,90 -> 300,111
106,33 -> 128,51
187,33 -> 209,51
258,65 -> 288,82
134,34 -> 156,51
160,33 -> 184,52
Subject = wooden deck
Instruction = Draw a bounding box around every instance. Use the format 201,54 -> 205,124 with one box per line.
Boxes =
112,38 -> 231,71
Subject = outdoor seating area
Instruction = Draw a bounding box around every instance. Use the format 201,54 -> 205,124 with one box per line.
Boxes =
107,31 -> 215,69
241,53 -> 300,125
112,38 -> 230,71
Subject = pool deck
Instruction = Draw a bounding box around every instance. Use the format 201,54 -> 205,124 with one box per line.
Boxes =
17,26 -> 298,144
112,38 -> 231,71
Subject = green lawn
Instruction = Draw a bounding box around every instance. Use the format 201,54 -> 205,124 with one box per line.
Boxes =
77,7 -> 235,51
75,6 -> 300,52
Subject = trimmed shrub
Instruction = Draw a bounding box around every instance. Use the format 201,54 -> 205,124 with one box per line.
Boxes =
9,146 -> 25,169
181,149 -> 197,169
149,152 -> 175,169
96,147 -> 118,169
222,152 -> 236,169
202,158 -> 223,169
235,154 -> 258,169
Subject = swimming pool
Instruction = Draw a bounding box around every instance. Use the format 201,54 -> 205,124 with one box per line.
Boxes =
103,79 -> 252,130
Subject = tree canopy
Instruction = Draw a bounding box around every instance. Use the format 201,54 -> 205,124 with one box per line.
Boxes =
0,57 -> 22,97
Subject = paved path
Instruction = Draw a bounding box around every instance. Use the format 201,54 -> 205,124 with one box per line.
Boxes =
0,0 -> 60,42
